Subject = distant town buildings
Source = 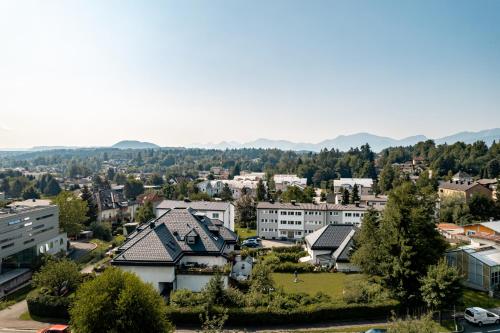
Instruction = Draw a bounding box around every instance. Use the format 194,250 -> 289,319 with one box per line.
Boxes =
332,178 -> 374,195
438,180 -> 492,203
273,174 -> 307,191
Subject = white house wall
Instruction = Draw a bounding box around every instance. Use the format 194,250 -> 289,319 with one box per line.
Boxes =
176,274 -> 228,292
180,255 -> 227,267
119,266 -> 176,291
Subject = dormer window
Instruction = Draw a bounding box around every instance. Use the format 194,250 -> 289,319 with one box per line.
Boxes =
187,236 -> 196,244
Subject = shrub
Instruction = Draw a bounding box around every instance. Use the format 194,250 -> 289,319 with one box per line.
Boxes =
223,287 -> 246,307
271,245 -> 304,253
272,262 -> 314,273
32,258 -> 82,296
26,289 -> 72,319
112,235 -> 126,248
343,278 -> 389,304
170,289 -> 206,307
90,221 -> 112,241
274,251 -> 307,263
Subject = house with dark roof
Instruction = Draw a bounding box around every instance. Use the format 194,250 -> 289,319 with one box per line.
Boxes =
301,224 -> 359,272
111,208 -> 238,294
438,180 -> 492,203
156,200 -> 234,231
94,189 -> 138,222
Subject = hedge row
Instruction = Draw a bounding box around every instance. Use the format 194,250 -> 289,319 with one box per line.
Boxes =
26,289 -> 72,319
166,301 -> 398,326
272,262 -> 315,273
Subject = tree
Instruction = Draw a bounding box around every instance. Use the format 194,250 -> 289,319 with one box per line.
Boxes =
235,195 -> 256,228
420,259 -> 462,318
148,173 -> 164,186
350,184 -> 360,204
22,186 -> 40,200
52,191 -> 88,237
220,183 -> 233,201
136,201 -> 155,223
352,182 -> 447,308
10,178 -> 24,198
250,263 -> 274,294
351,209 -> 382,275
256,179 -> 266,202
378,164 -> 396,194
80,185 -> 98,225
341,188 -> 350,205
202,271 -> 226,306
469,193 -> 496,221
44,178 -> 62,196
89,221 -> 112,241
114,173 -> 127,185
106,168 -> 116,182
439,196 -> 471,225
124,178 -> 144,200
32,259 -> 82,296
231,163 -> 241,178
70,267 -> 173,333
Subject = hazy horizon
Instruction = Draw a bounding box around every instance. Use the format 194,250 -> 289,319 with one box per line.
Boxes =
1,0 -> 499,148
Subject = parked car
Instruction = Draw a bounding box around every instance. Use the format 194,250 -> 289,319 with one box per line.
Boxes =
241,239 -> 260,248
245,236 -> 262,242
37,325 -> 70,333
464,307 -> 500,326
363,329 -> 387,333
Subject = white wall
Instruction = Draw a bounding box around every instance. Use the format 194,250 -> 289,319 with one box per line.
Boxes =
335,262 -> 360,272
180,255 -> 227,267
119,266 -> 176,291
176,274 -> 228,292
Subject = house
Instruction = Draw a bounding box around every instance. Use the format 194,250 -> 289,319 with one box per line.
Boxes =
437,223 -> 465,239
94,189 -> 137,222
301,224 -> 359,272
0,199 -> 67,297
197,179 -> 264,199
111,208 -> 238,294
155,200 -> 235,231
230,255 -> 253,281
447,244 -> 500,292
359,194 -> 388,209
452,171 -> 473,183
234,172 -> 265,181
256,201 -> 371,240
333,178 -> 373,195
476,179 -> 498,201
136,192 -> 165,209
273,174 -> 308,191
438,180 -> 492,203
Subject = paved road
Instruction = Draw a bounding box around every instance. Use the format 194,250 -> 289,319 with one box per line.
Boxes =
261,239 -> 297,248
68,241 -> 96,260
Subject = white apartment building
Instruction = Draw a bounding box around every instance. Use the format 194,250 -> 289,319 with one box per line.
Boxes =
256,201 -> 371,240
156,200 -> 235,231
333,178 -> 374,195
273,174 -> 308,191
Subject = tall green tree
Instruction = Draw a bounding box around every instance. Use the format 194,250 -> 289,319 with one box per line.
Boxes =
22,186 -> 40,200
136,201 -> 156,223
341,188 -> 350,205
44,178 -> 62,196
32,259 -> 82,296
235,194 -> 256,228
469,193 -> 497,221
70,267 -> 173,333
220,183 -> 233,201
353,182 -> 447,308
350,184 -> 360,204
378,164 -> 396,194
124,178 -> 145,200
250,263 -> 274,294
52,191 -> 88,237
420,259 -> 462,316
256,179 -> 266,202
351,209 -> 382,275
80,185 -> 98,225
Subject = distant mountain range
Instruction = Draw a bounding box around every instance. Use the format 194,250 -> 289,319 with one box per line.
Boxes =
2,128 -> 499,152
111,140 -> 160,149
190,128 -> 500,152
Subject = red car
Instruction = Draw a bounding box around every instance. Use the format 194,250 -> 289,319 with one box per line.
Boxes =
37,325 -> 70,333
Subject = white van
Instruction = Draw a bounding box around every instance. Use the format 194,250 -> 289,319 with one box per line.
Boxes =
464,307 -> 500,326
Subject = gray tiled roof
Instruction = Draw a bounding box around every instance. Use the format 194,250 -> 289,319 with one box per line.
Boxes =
439,180 -> 482,191
156,200 -> 231,211
113,208 -> 237,265
336,238 -> 355,262
306,224 -> 357,250
257,202 -> 368,211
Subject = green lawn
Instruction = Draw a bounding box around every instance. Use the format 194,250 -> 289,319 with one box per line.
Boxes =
272,272 -> 362,299
235,227 -> 257,240
463,289 -> 500,309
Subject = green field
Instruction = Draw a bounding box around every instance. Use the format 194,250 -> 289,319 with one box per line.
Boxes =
463,289 -> 500,309
272,272 -> 362,299
235,226 -> 257,240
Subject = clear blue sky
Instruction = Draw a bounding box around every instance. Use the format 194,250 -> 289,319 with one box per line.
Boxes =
0,0 -> 499,148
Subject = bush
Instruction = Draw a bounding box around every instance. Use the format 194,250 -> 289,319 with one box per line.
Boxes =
26,289 -> 72,319
112,235 -> 126,247
170,289 -> 206,307
90,221 -> 112,242
271,245 -> 304,253
274,251 -> 307,263
166,301 -> 398,326
272,262 -> 314,273
343,278 -> 389,304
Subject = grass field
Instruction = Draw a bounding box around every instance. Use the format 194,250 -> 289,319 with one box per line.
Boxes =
235,226 -> 257,240
272,272 -> 362,299
463,289 -> 500,309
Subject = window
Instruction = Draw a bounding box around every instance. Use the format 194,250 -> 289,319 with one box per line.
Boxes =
288,212 -> 294,215
1,243 -> 14,249
295,221 -> 301,225
8,219 -> 21,226
212,213 -> 219,219
295,212 -> 302,216
36,214 -> 54,221
187,236 -> 196,244
280,211 -> 286,215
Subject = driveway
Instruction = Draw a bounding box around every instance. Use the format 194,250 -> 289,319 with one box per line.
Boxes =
0,300 -> 48,331
261,239 -> 298,248
68,241 -> 96,260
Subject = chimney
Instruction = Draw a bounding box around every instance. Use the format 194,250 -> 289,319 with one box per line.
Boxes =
149,221 -> 155,229
291,200 -> 296,206
355,201 -> 360,207
184,198 -> 191,203
32,198 -> 36,202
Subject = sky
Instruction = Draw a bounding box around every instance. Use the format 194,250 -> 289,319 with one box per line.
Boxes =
0,0 -> 499,148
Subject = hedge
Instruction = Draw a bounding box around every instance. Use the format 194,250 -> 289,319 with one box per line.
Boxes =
166,301 -> 398,326
272,262 -> 315,273
26,289 -> 72,319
